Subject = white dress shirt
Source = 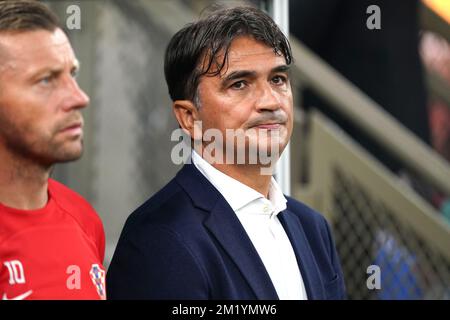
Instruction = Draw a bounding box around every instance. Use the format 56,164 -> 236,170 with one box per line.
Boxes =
192,151 -> 308,300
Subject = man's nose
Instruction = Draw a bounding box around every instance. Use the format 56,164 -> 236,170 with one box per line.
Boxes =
254,82 -> 280,112
61,76 -> 90,111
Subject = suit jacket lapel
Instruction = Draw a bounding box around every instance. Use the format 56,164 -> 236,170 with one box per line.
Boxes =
204,199 -> 278,299
278,209 -> 326,299
176,164 -> 278,299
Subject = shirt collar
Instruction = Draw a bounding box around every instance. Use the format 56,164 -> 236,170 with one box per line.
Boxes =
268,174 -> 288,215
191,151 -> 287,215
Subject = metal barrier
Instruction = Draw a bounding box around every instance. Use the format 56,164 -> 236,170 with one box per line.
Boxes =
292,111 -> 450,299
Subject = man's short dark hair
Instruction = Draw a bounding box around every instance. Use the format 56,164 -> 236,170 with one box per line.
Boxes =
164,5 -> 292,103
0,0 -> 60,32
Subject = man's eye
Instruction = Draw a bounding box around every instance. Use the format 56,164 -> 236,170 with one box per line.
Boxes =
272,75 -> 287,85
230,80 -> 246,90
39,76 -> 53,85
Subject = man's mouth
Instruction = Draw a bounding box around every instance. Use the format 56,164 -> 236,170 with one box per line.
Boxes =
60,121 -> 83,136
253,122 -> 283,129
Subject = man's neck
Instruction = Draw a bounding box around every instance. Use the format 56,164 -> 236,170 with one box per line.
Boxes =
212,162 -> 272,198
0,149 -> 51,210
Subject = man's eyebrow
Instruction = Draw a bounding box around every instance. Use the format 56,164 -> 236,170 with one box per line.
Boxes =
271,65 -> 290,73
31,59 -> 80,78
219,64 -> 291,89
30,66 -> 63,78
222,65 -> 290,83
221,70 -> 257,85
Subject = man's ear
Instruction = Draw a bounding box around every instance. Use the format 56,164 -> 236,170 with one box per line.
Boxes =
172,100 -> 200,138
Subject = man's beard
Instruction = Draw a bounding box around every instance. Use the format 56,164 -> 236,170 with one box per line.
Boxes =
0,119 -> 84,167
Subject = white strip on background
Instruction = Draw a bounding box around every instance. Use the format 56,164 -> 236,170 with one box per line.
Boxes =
271,0 -> 291,196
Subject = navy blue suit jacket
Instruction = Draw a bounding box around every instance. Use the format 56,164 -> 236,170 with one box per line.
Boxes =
107,164 -> 346,299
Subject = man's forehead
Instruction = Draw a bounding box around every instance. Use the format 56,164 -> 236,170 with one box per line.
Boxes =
0,28 -> 77,69
229,36 -> 277,54
226,47 -> 285,66
0,29 -> 72,55
202,37 -> 286,77
224,46 -> 286,74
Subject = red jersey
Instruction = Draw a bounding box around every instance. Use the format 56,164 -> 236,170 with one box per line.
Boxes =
0,179 -> 106,300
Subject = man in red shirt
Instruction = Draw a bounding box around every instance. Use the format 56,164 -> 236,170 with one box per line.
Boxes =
0,0 -> 105,300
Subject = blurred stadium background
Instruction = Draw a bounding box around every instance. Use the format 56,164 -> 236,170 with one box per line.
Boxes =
44,0 -> 450,299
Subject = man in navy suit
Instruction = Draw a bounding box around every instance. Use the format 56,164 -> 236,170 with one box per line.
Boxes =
107,6 -> 346,300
